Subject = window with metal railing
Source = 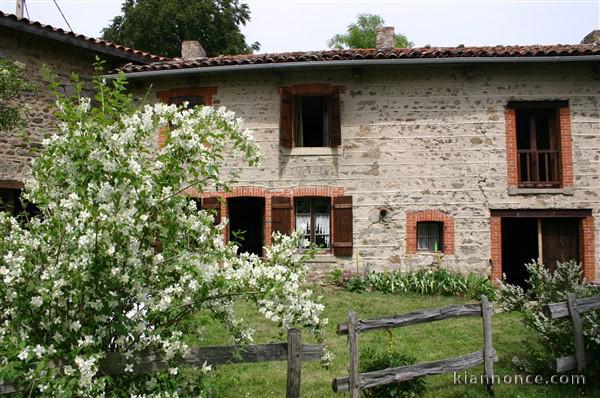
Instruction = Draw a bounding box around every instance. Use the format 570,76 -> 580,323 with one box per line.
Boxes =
516,108 -> 561,188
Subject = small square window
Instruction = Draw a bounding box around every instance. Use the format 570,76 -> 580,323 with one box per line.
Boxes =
417,222 -> 443,252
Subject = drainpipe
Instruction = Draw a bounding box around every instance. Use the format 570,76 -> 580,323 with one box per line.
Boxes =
537,218 -> 544,265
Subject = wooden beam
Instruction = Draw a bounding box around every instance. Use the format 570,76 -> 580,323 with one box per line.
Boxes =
542,296 -> 600,319
347,311 -> 360,398
554,352 -> 594,373
481,295 -> 495,395
286,329 -> 302,398
337,303 -> 482,335
490,209 -> 592,218
332,349 -> 498,393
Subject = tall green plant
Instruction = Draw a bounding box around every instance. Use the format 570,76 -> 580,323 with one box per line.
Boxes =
0,59 -> 32,131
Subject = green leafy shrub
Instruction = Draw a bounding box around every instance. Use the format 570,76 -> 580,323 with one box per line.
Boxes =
360,343 -> 426,397
498,260 -> 600,376
332,267 -> 496,300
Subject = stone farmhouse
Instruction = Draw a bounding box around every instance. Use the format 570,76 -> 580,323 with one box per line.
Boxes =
115,29 -> 600,284
2,12 -> 600,284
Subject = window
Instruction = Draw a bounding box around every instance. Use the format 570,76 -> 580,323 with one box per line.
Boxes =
0,188 -> 20,216
279,84 -> 342,149
516,108 -> 560,188
295,96 -> 329,147
295,198 -> 331,249
417,222 -> 443,252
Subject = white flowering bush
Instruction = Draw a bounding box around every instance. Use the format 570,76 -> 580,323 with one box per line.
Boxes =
0,64 -> 326,396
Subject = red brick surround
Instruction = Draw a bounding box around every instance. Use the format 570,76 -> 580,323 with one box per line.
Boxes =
406,210 -> 455,255
190,186 -> 345,246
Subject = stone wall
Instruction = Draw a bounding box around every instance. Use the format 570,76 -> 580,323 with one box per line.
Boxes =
122,63 -> 600,280
0,27 -> 121,183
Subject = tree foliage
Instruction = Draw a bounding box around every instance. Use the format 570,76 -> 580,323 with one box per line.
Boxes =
0,59 -> 31,132
328,14 -> 412,49
0,62 -> 325,396
102,0 -> 260,58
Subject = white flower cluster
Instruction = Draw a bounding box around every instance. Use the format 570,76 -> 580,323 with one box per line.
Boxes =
0,79 -> 324,396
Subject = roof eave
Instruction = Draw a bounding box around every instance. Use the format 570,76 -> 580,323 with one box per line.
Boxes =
109,54 -> 600,79
0,16 -> 154,64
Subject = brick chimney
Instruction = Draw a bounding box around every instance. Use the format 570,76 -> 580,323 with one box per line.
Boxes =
181,40 -> 206,59
581,30 -> 600,45
376,27 -> 395,48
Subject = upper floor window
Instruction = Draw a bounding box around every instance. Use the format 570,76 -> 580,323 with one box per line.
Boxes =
279,84 -> 342,149
516,108 -> 560,188
295,197 -> 331,249
506,100 -> 572,191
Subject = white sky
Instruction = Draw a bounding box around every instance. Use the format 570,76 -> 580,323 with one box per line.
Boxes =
1,0 -> 599,53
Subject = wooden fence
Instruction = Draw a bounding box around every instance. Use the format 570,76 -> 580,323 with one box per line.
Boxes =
0,328 -> 324,398
542,293 -> 600,377
332,295 -> 497,397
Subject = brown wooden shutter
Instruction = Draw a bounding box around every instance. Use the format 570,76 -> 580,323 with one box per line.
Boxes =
333,196 -> 353,256
271,196 -> 292,235
202,196 -> 221,225
329,93 -> 341,147
280,90 -> 293,148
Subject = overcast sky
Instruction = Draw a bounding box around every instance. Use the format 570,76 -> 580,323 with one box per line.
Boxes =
1,0 -> 599,53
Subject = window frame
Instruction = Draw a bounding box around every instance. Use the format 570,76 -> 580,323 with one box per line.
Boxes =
515,107 -> 561,188
416,221 -> 444,253
294,197 -> 332,250
506,100 -> 570,190
279,84 -> 343,149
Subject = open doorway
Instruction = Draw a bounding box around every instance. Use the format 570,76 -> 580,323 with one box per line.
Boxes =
227,197 -> 265,256
500,214 -> 581,287
502,218 -> 538,287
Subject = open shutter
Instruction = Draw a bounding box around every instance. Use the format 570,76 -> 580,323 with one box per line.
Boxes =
280,90 -> 293,148
202,196 -> 221,225
329,93 -> 341,147
332,196 -> 352,256
271,196 -> 292,235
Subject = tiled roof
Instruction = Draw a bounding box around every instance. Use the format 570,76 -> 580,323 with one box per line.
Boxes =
0,12 -> 166,64
115,43 -> 600,74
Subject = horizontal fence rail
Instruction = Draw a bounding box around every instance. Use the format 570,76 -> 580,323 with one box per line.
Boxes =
333,295 -> 495,396
332,349 -> 498,393
0,329 -> 324,398
542,296 -> 600,320
336,303 -> 483,335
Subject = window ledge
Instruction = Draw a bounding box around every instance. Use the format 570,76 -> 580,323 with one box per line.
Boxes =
284,147 -> 340,156
507,187 -> 575,196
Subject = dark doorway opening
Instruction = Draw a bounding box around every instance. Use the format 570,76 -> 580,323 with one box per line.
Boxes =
501,216 -> 581,287
502,218 -> 538,287
227,197 -> 264,256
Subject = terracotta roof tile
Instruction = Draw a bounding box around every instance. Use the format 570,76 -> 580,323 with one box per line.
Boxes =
1,12 -> 166,63
113,43 -> 600,74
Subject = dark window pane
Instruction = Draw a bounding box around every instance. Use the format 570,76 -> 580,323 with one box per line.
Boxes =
535,113 -> 551,149
296,96 -> 329,147
417,221 -> 443,252
169,95 -> 205,107
295,199 -> 310,213
516,112 -> 531,150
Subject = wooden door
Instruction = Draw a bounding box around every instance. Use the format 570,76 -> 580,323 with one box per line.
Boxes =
542,218 -> 579,272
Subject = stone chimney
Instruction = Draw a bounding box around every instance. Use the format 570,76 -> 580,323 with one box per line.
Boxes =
181,40 -> 206,59
376,27 -> 395,48
581,30 -> 600,45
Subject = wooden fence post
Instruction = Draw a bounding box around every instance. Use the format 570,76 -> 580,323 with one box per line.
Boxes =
566,293 -> 586,395
481,294 -> 494,396
286,328 -> 302,398
348,310 -> 360,398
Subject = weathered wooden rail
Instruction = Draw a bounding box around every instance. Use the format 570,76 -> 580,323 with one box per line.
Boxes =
542,294 -> 600,377
332,295 -> 496,397
0,328 -> 323,398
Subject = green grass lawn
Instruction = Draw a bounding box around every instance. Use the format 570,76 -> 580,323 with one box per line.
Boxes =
193,287 -> 596,397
